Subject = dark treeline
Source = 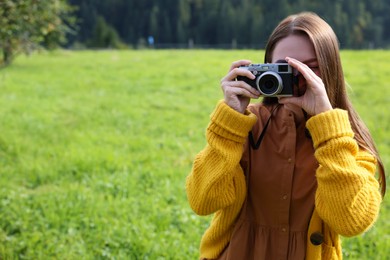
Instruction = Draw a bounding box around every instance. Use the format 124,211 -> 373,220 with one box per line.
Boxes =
68,0 -> 390,49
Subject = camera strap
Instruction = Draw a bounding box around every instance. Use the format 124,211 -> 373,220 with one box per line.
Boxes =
249,104 -> 280,150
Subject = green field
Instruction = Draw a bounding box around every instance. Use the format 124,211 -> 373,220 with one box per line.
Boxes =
0,50 -> 389,259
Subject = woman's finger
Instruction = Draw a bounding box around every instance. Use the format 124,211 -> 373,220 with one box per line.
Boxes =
286,57 -> 319,83
221,67 -> 256,83
221,80 -> 260,98
228,60 -> 252,72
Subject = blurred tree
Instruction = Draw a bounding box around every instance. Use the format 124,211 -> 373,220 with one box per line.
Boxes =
0,0 -> 76,66
177,0 -> 190,44
87,15 -> 124,49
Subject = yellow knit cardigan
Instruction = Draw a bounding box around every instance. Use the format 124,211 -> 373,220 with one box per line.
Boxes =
186,101 -> 382,259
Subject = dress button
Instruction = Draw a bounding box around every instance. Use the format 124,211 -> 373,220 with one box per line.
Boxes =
288,158 -> 292,163
310,232 -> 324,245
281,227 -> 287,232
282,195 -> 288,200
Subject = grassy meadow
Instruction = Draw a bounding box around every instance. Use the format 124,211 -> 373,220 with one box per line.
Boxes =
0,49 -> 389,259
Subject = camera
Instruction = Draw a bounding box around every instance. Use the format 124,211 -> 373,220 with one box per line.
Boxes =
237,63 -> 297,97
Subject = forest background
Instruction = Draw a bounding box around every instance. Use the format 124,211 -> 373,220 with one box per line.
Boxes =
69,0 -> 390,50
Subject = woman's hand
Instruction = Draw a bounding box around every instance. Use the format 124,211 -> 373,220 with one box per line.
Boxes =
220,60 -> 261,114
278,57 -> 332,115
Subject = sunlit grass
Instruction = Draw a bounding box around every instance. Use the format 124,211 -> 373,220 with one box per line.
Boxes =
0,49 -> 388,259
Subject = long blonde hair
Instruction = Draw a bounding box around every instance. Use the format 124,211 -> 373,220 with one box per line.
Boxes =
264,12 -> 386,196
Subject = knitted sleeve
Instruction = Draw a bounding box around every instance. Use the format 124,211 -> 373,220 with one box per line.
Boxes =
186,100 -> 257,216
306,109 -> 382,237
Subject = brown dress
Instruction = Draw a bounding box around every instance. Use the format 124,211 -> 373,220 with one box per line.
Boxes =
217,103 -> 318,260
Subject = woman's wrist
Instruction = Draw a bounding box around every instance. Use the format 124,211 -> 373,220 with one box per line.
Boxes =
314,100 -> 333,115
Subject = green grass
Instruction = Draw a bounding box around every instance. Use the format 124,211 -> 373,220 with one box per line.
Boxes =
0,49 -> 389,259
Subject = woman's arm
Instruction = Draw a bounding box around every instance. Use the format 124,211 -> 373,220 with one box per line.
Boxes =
307,109 -> 382,237
186,101 -> 257,216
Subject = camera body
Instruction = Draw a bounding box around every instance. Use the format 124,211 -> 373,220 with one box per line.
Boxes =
237,63 -> 296,97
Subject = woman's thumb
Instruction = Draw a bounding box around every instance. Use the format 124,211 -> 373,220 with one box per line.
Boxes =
278,97 -> 301,107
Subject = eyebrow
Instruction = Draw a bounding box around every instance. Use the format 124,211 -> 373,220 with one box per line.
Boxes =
302,58 -> 318,64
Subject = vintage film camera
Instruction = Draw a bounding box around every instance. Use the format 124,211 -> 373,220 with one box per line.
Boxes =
237,63 -> 297,97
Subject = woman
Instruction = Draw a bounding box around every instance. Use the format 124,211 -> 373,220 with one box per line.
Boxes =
186,12 -> 385,259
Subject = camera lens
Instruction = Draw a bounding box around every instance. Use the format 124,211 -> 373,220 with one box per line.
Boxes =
256,72 -> 283,96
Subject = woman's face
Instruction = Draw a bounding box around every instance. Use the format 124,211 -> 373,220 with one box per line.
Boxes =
272,33 -> 320,96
